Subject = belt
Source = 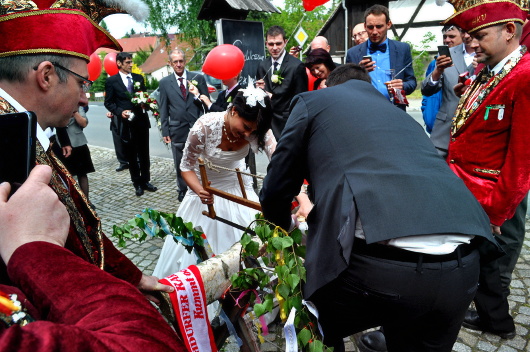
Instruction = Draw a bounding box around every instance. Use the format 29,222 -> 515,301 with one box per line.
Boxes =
352,239 -> 474,264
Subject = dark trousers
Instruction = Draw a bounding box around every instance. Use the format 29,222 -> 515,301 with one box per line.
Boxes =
110,119 -> 129,166
473,195 -> 527,332
170,141 -> 187,193
127,126 -> 150,186
311,244 -> 480,352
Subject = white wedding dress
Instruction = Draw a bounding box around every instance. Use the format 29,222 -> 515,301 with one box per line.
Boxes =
153,112 -> 276,279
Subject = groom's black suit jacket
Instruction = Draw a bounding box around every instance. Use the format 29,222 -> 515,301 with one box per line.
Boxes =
257,54 -> 307,138
260,79 -> 498,299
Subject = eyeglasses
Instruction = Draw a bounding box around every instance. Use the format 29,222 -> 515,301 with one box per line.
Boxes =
51,62 -> 93,93
352,31 -> 367,40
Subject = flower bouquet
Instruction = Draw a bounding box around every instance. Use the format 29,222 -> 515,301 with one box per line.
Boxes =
128,91 -> 159,122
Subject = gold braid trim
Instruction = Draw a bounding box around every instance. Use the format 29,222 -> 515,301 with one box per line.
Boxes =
0,49 -> 89,60
451,46 -> 526,134
0,8 -> 120,54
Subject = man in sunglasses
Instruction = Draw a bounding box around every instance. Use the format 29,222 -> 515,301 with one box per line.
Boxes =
345,4 -> 416,111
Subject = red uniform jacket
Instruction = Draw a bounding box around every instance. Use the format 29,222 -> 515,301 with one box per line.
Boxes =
0,242 -> 185,351
447,53 -> 530,225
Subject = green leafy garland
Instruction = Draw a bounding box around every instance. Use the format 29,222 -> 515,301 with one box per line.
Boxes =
112,209 -> 332,352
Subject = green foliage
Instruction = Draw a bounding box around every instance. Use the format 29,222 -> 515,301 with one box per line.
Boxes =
99,19 -> 109,31
248,0 -> 332,55
146,76 -> 159,91
133,46 -> 154,67
111,208 -> 204,254
232,214 -> 332,351
143,0 -> 216,44
404,31 -> 437,92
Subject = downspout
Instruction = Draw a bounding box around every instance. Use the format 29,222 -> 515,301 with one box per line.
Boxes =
343,0 -> 348,63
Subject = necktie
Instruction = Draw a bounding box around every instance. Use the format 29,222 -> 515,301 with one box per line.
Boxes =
127,76 -> 133,93
369,43 -> 387,54
273,61 -> 279,72
178,77 -> 187,101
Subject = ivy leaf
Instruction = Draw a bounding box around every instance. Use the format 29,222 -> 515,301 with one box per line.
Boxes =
295,245 -> 306,259
298,328 -> 311,347
263,295 -> 274,312
277,283 -> 289,299
291,228 -> 303,244
254,303 -> 266,317
309,339 -> 324,352
281,236 -> 294,249
286,274 -> 300,290
271,237 -> 283,250
240,232 -> 251,247
246,240 -> 259,257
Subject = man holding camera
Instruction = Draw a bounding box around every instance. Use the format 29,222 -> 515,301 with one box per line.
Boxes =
345,4 -> 416,111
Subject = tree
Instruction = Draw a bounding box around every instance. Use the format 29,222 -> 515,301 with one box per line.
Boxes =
249,0 -> 333,53
143,0 -> 216,44
133,46 -> 154,66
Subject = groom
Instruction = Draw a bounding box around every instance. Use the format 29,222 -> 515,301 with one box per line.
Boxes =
260,64 -> 500,352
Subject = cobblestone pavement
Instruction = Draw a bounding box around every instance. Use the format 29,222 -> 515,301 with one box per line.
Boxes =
89,145 -> 530,352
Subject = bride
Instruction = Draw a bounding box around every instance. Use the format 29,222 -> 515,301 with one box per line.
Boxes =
153,87 -> 276,278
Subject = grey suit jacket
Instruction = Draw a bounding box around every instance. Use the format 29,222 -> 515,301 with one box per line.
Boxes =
421,45 -> 474,156
159,71 -> 209,142
260,79 -> 496,298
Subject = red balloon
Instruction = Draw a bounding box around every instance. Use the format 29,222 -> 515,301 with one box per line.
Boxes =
87,52 -> 102,81
202,44 -> 245,80
303,0 -> 330,11
103,52 -> 119,76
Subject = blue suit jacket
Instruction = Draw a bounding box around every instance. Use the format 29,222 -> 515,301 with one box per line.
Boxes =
345,40 -> 417,95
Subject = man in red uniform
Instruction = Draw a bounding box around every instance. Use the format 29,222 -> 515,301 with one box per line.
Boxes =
0,165 -> 184,350
443,0 -> 530,339
0,1 -> 173,305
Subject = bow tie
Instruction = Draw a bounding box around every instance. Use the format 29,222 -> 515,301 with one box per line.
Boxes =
369,43 -> 387,54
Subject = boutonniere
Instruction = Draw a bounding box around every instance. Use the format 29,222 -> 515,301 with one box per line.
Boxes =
271,69 -> 283,84
189,80 -> 198,88
134,81 -> 141,90
227,96 -> 233,103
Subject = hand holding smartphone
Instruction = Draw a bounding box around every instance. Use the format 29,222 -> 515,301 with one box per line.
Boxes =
0,111 -> 37,196
437,45 -> 452,59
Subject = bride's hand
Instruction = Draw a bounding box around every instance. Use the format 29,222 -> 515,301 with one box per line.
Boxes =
198,188 -> 213,205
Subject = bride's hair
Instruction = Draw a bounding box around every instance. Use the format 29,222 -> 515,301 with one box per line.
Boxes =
231,91 -> 272,150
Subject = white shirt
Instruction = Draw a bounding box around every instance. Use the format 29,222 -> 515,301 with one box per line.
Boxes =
272,50 -> 287,70
119,71 -> 133,89
489,46 -> 521,75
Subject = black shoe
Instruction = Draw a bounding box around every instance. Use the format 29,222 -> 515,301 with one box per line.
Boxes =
142,182 -> 158,192
177,190 -> 186,202
135,185 -> 144,196
462,309 -> 516,339
116,164 -> 129,172
357,330 -> 387,352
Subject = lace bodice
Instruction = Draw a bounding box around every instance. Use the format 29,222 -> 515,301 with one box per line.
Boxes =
180,112 -> 276,173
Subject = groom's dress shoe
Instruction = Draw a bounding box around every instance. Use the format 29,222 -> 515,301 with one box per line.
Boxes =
357,330 -> 387,352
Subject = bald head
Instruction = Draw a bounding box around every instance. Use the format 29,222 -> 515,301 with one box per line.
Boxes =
310,36 -> 330,52
352,23 -> 368,45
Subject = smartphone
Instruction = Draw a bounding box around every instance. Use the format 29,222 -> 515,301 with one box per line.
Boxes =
362,55 -> 372,62
438,45 -> 452,59
0,111 -> 37,192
